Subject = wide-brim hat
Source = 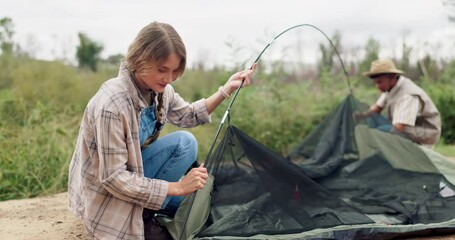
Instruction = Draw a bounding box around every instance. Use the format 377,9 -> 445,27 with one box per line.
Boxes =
363,59 -> 404,77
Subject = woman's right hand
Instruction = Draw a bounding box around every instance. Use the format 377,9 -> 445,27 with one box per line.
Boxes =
168,164 -> 208,196
222,63 -> 257,95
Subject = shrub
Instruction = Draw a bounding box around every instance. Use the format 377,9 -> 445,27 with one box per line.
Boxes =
426,84 -> 455,144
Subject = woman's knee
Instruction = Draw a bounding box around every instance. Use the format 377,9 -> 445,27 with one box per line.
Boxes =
171,131 -> 198,160
175,131 -> 197,148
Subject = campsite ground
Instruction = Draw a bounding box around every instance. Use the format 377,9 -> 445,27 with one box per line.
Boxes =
2,192 -> 455,240
0,192 -> 90,240
2,157 -> 455,240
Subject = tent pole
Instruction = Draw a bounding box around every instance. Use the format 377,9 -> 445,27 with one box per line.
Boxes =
178,23 -> 351,240
205,23 -> 352,168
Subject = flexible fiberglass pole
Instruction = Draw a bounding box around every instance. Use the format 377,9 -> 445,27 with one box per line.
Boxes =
178,23 -> 350,240
203,23 -> 351,169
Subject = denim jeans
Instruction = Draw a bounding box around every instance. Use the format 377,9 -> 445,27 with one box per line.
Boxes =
367,114 -> 392,132
139,105 -> 197,216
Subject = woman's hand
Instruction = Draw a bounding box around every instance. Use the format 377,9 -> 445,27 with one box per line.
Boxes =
168,164 -> 208,196
222,63 -> 257,95
205,64 -> 258,114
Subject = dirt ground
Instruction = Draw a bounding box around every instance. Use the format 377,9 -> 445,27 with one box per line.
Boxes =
0,192 -> 90,240
1,192 -> 455,240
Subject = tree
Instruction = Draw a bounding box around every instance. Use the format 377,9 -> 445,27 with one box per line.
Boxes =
400,42 -> 412,73
101,53 -> 125,70
0,17 -> 15,55
359,37 -> 381,76
76,32 -> 103,71
317,31 -> 342,73
104,53 -> 124,65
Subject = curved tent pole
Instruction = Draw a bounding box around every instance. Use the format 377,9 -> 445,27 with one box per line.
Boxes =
204,23 -> 350,169
178,24 -> 350,240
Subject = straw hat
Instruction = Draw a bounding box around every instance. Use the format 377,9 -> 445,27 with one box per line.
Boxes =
363,59 -> 403,77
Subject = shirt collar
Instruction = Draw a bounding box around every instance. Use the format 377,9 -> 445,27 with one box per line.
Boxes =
118,63 -> 148,110
388,76 -> 403,95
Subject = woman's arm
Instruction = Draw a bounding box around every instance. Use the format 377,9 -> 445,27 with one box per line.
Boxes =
205,64 -> 257,114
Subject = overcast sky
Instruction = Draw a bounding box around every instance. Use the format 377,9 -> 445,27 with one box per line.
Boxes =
1,0 -> 454,68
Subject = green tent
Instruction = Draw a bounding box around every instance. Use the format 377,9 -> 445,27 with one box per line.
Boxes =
161,94 -> 455,240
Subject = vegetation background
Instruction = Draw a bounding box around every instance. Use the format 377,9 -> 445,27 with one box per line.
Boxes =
1,16 -> 455,202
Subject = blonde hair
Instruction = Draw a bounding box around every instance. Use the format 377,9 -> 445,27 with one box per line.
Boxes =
126,22 -> 186,147
126,21 -> 186,76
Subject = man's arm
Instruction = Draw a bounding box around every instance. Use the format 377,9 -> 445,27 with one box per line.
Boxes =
390,94 -> 421,141
369,103 -> 383,114
353,103 -> 383,120
392,123 -> 406,132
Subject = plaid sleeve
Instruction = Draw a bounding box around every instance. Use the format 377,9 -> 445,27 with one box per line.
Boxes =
392,94 -> 421,126
165,85 -> 211,127
96,109 -> 168,210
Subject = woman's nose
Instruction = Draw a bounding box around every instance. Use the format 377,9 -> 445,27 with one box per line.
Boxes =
163,73 -> 173,83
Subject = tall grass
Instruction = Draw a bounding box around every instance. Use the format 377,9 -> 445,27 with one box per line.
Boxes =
0,57 -> 109,200
0,56 -> 454,201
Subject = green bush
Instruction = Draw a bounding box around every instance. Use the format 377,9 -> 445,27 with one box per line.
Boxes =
1,55 -> 455,201
426,84 -> 455,144
0,58 -> 106,200
0,96 -> 80,200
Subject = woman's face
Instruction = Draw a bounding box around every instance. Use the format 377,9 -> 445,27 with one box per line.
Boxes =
136,53 -> 181,93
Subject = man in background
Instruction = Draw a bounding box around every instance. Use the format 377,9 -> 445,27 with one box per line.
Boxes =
354,59 -> 441,148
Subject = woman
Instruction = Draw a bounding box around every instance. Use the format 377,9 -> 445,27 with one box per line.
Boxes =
68,21 -> 256,240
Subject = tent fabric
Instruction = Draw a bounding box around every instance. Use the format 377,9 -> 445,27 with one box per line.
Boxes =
164,94 -> 455,239
354,124 -> 455,185
193,219 -> 455,240
161,175 -> 214,240
355,125 -> 440,175
420,146 -> 455,185
197,125 -> 373,237
286,94 -> 367,179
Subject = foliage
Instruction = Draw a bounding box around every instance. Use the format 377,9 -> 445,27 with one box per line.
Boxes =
400,41 -> 412,74
438,59 -> 455,84
0,58 -> 110,201
417,54 -> 442,82
318,31 -> 342,73
358,37 -> 380,78
173,67 -> 231,102
0,54 -> 17,88
422,59 -> 455,143
103,53 -> 125,68
424,82 -> 455,144
435,142 -> 455,157
1,21 -> 455,202
0,17 -> 14,55
76,32 -> 104,72
0,100 -> 79,200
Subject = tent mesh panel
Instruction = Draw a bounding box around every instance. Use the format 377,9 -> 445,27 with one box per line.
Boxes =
193,94 -> 455,238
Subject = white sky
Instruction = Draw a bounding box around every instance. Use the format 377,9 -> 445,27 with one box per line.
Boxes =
1,0 -> 454,68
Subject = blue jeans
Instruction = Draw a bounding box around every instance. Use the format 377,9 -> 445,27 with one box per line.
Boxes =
367,114 -> 392,133
367,115 -> 413,141
139,106 -> 198,215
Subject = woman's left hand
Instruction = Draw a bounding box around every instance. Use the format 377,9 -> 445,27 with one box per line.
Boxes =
223,63 -> 257,95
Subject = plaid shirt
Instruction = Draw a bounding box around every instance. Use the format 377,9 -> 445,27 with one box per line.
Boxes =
68,63 -> 211,239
